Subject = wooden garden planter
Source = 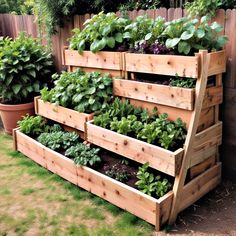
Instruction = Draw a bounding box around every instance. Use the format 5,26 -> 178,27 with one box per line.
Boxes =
124,50 -> 226,77
13,128 -> 174,230
87,121 -> 184,176
63,49 -> 123,77
34,97 -> 93,135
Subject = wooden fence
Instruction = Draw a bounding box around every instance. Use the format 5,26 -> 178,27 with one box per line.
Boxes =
0,8 -> 236,181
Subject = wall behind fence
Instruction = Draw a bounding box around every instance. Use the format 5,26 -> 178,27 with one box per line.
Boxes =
0,9 -> 236,181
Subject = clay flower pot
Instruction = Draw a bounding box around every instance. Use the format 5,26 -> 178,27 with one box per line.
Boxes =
0,102 -> 35,135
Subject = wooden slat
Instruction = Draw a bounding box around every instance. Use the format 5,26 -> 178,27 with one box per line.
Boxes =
64,49 -> 123,70
44,148 -> 77,185
35,97 -> 93,132
180,163 -> 221,211
87,122 -> 183,176
113,78 -> 194,110
208,50 -> 226,76
15,130 -> 47,168
124,53 -> 199,78
202,86 -> 223,109
194,122 -> 222,147
190,155 -> 216,179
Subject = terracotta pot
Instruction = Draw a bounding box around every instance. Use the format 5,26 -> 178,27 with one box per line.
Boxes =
0,102 -> 35,135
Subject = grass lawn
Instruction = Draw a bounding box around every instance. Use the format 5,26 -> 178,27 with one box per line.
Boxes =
0,133 -> 154,235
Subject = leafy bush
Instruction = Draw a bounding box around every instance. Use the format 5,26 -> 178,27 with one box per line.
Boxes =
94,98 -> 187,150
69,12 -> 130,53
65,144 -> 101,167
135,163 -> 171,198
41,69 -> 113,113
0,33 -> 53,104
37,131 -> 79,151
17,115 -> 47,136
163,16 -> 228,55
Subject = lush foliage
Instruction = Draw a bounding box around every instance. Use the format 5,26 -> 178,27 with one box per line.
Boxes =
169,76 -> 196,88
17,115 -> 47,136
135,163 -> 171,197
0,0 -> 32,14
0,33 -> 53,104
94,98 -> 187,150
65,144 -> 101,167
69,12 -> 130,53
185,0 -> 222,17
37,131 -> 79,151
40,69 -> 113,113
163,16 -> 228,55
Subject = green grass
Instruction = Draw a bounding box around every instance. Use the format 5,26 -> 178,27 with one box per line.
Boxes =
0,133 -> 154,235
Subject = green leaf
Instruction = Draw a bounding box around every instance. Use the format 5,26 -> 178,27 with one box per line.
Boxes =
27,70 -> 36,78
115,33 -> 123,43
89,97 -> 95,105
145,33 -> 152,41
196,29 -> 205,39
102,25 -> 111,36
180,31 -> 194,40
88,87 -> 96,94
166,38 -> 181,48
106,37 -> 115,48
33,82 -> 40,92
123,32 -> 131,39
210,22 -> 223,33
12,84 -> 22,95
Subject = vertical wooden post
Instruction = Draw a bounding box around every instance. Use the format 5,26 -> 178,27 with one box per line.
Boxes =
168,50 -> 210,224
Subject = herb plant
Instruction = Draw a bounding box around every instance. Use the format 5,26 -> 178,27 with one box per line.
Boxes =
17,115 -> 47,136
0,32 -> 53,104
169,76 -> 196,88
69,12 -> 130,53
104,163 -> 130,182
94,98 -> 186,150
135,163 -> 171,198
65,144 -> 101,167
41,69 -> 113,113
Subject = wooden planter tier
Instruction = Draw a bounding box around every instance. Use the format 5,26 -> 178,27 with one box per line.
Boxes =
34,97 -> 93,134
13,128 -> 173,230
63,49 -> 123,77
87,121 -> 183,176
124,50 -> 226,77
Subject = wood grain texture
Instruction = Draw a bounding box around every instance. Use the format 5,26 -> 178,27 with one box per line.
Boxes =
113,78 -> 195,110
87,121 -> 183,176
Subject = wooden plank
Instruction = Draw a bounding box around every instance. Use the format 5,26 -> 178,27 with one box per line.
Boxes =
87,122 -> 183,176
124,53 -> 199,78
35,97 -> 93,132
72,66 -> 122,78
180,163 -> 221,211
113,78 -> 194,110
194,122 -> 222,147
64,49 -> 123,70
190,155 -> 216,179
154,8 -> 167,20
208,51 -> 226,76
44,148 -> 77,185
15,130 -> 47,168
202,86 -> 223,109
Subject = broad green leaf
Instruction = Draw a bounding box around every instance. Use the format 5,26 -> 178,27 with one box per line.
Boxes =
89,97 -> 95,105
88,87 -> 96,94
166,38 -> 181,48
12,84 -> 22,94
196,29 -> 205,39
106,37 -> 115,48
114,33 -> 123,43
180,31 -> 194,40
102,25 -> 111,36
33,82 -> 40,92
210,22 -> 223,33
27,70 -> 36,78
145,33 -> 152,41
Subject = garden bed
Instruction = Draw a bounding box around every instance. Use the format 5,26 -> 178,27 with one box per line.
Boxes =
124,50 -> 226,77
13,128 -> 173,230
34,97 -> 93,133
87,121 -> 184,176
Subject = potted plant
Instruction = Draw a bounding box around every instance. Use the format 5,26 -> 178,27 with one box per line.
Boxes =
0,32 -> 53,134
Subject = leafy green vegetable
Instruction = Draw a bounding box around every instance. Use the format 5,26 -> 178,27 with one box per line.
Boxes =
65,144 -> 101,167
105,163 -> 130,182
135,163 -> 171,198
41,69 -> 113,113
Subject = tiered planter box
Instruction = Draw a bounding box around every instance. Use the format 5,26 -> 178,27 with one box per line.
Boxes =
63,49 -> 123,77
14,49 -> 226,230
13,128 -> 173,230
34,96 -> 93,138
